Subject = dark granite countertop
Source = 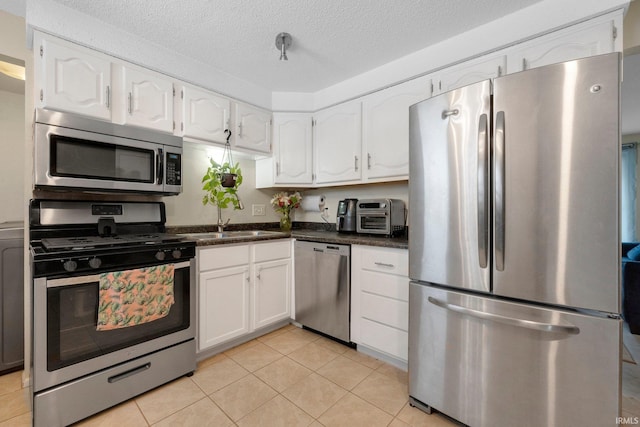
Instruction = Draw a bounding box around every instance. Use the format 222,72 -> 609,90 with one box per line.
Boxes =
167,222 -> 408,250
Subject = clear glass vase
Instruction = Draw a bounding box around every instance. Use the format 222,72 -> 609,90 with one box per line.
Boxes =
280,212 -> 292,232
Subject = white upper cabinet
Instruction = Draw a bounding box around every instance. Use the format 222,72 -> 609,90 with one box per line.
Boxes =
433,54 -> 506,96
233,103 -> 271,153
506,12 -> 620,73
181,85 -> 231,143
38,37 -> 112,120
362,75 -> 431,181
314,101 -> 362,184
114,65 -> 174,133
272,113 -> 314,185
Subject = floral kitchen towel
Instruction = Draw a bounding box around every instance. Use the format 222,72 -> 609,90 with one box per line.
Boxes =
97,264 -> 175,331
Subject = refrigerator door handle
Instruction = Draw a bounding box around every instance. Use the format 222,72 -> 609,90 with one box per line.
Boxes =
477,113 -> 489,269
494,111 -> 506,271
427,296 -> 580,335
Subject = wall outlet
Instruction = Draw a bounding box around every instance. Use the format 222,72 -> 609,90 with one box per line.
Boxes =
252,204 -> 266,216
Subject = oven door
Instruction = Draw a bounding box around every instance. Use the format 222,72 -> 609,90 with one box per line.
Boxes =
34,122 -> 175,194
33,260 -> 195,392
357,213 -> 390,234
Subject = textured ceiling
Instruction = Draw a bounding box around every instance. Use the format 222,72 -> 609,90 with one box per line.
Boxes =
48,0 -> 544,93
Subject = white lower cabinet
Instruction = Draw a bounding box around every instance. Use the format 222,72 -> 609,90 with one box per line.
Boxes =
198,240 -> 292,352
351,245 -> 409,365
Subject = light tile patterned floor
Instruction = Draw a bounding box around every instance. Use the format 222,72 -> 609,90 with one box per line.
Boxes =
2,323 -> 640,426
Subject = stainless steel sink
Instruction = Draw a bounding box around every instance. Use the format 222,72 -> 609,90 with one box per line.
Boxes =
178,230 -> 288,240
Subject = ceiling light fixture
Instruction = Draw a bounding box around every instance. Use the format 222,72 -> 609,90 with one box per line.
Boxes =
0,55 -> 25,81
275,32 -> 292,61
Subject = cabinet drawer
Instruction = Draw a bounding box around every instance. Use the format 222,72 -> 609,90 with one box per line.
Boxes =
361,292 -> 408,331
360,318 -> 408,361
361,270 -> 409,301
253,240 -> 291,263
199,244 -> 249,271
360,246 -> 408,276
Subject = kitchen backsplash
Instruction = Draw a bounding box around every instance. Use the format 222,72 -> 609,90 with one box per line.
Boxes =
163,141 -> 409,227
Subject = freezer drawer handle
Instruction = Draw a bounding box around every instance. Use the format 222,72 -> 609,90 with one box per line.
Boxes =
427,297 -> 580,335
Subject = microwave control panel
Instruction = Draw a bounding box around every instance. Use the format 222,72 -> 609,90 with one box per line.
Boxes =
166,153 -> 182,186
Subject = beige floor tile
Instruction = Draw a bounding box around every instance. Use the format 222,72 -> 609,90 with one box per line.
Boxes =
314,336 -> 350,354
228,342 -> 283,372
254,357 -> 312,392
75,400 -> 148,427
396,403 -> 460,426
623,396 -> 640,417
224,339 -> 260,357
281,372 -> 348,418
376,363 -> 409,386
0,388 -> 29,423
192,355 -> 249,395
135,377 -> 206,425
237,395 -> 314,427
316,355 -> 373,390
262,330 -> 317,355
389,418 -> 411,427
197,352 -> 228,370
318,393 -> 393,427
211,374 -> 277,421
0,371 -> 23,396
352,371 -> 408,415
342,348 -> 384,369
288,327 -> 322,342
256,326 -> 291,343
152,397 -> 234,427
0,412 -> 31,427
287,341 -> 339,370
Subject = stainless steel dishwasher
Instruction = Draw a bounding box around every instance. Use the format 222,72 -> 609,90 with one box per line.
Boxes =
294,241 -> 350,343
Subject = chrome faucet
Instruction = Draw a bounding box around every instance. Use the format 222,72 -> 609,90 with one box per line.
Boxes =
216,205 -> 230,232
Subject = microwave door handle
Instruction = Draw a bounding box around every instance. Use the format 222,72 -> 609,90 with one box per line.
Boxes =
156,148 -> 164,185
477,113 -> 489,269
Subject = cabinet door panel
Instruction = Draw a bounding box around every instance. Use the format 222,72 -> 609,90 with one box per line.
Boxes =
273,113 -> 313,184
182,86 -> 230,143
362,77 -> 430,180
122,67 -> 173,132
199,266 -> 250,350
314,102 -> 362,184
234,103 -> 271,153
435,54 -> 505,95
253,259 -> 291,329
40,39 -> 111,120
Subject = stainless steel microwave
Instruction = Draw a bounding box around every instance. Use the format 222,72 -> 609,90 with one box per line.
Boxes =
34,109 -> 183,195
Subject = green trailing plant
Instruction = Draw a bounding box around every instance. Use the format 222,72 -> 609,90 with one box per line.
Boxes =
201,158 -> 243,210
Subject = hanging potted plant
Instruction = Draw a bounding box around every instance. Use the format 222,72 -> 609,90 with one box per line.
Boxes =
201,130 -> 244,230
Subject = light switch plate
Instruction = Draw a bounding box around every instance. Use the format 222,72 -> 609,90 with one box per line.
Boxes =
252,204 -> 266,216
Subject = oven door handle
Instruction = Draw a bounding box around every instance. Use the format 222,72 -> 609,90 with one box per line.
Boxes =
46,260 -> 191,288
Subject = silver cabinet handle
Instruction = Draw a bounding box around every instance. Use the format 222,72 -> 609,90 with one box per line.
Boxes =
275,161 -> 280,176
367,153 -> 372,170
427,297 -> 580,335
238,122 -> 243,137
355,155 -> 359,171
106,86 -> 111,109
477,113 -> 489,269
128,92 -> 133,115
494,111 -> 505,272
374,262 -> 394,268
522,58 -> 527,70
256,268 -> 261,280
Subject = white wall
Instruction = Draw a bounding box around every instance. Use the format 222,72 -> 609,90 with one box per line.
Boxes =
0,90 -> 25,223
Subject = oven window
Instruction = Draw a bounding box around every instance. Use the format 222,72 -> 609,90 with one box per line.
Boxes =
46,266 -> 190,371
51,135 -> 154,183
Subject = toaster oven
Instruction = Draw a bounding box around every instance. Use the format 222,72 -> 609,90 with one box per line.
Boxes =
356,199 -> 406,236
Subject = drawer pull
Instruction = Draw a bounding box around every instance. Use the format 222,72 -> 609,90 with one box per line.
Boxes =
108,363 -> 151,383
374,262 -> 395,268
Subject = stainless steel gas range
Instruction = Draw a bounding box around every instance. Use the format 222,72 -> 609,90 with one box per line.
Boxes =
29,200 -> 196,427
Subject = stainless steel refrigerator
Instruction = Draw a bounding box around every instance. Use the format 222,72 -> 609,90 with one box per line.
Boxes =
408,53 -> 622,427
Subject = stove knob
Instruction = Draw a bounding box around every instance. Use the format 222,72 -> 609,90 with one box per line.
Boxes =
155,251 -> 166,261
172,249 -> 182,259
63,260 -> 78,272
89,257 -> 102,269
